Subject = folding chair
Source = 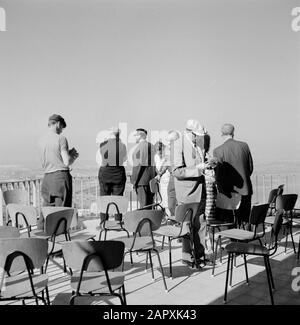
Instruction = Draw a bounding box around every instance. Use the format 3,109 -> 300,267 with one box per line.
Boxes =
153,203 -> 199,278
118,209 -> 168,292
224,209 -> 284,305
96,196 -> 130,240
62,240 -> 126,305
0,238 -> 50,305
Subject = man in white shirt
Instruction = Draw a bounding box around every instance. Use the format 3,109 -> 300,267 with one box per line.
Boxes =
39,114 -> 78,207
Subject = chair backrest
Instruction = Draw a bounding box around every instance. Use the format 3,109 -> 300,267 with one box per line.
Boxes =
0,226 -> 20,239
215,192 -> 241,210
6,203 -> 38,227
268,185 -> 284,205
41,207 -> 75,236
272,209 -> 284,240
123,209 -> 165,234
2,189 -> 28,205
0,238 -> 48,273
175,202 -> 200,223
62,240 -> 125,272
96,196 -> 129,215
275,194 -> 298,213
249,203 -> 270,226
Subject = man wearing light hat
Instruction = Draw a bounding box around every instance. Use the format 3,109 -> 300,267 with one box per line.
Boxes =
172,119 -> 210,267
39,114 -> 79,207
131,128 -> 157,209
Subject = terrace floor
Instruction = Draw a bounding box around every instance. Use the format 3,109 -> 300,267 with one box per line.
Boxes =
1,219 -> 300,306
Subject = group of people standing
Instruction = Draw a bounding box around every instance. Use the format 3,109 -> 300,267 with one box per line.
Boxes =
39,114 -> 253,267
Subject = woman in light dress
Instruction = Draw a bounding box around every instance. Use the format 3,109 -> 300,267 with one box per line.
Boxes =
154,141 -> 171,215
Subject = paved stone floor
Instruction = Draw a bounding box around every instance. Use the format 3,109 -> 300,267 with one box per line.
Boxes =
1,220 -> 300,306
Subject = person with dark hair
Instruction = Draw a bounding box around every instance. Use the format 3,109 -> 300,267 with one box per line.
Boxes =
96,126 -> 127,222
131,128 -> 156,209
96,127 -> 127,197
39,114 -> 79,207
213,123 -> 253,228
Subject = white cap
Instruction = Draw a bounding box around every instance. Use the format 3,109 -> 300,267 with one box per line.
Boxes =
186,119 -> 207,136
165,130 -> 180,142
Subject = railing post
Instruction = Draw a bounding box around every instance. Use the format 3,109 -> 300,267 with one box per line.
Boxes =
80,178 -> 84,210
32,180 -> 37,207
130,190 -> 132,211
262,175 -> 266,203
37,178 -> 42,217
255,174 -> 258,203
95,178 -> 98,205
0,187 -> 3,226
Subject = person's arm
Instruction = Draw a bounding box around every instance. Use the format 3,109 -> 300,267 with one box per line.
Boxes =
172,164 -> 206,179
122,143 -> 127,165
247,145 -> 254,176
96,148 -> 102,167
60,136 -> 78,167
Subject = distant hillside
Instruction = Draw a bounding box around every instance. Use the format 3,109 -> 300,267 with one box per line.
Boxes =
1,160 -> 300,182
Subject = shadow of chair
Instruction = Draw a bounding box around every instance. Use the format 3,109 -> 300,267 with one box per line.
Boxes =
265,194 -> 298,255
61,240 -> 126,305
223,209 -> 284,305
153,202 -> 199,279
118,209 -> 168,292
96,196 -> 130,240
206,192 -> 241,276
30,207 -> 95,272
0,237 -> 50,305
212,203 -> 270,276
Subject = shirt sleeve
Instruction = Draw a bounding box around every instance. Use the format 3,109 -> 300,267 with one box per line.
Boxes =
60,135 -> 69,152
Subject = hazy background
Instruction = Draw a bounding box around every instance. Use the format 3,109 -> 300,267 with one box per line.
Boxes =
0,0 -> 299,171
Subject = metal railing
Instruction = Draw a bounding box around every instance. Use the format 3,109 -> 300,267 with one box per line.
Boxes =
1,173 -> 300,225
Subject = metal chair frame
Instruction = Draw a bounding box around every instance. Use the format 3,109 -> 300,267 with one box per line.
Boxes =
99,202 -> 130,240
224,209 -> 284,305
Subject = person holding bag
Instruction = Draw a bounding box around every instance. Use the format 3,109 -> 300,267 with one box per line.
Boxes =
171,119 -> 210,268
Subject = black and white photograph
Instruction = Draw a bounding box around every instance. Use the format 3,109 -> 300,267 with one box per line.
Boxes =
0,0 -> 300,313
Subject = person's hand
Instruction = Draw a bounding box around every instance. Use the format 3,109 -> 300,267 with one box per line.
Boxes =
69,148 -> 79,160
206,156 -> 218,168
69,148 -> 79,165
196,162 -> 209,171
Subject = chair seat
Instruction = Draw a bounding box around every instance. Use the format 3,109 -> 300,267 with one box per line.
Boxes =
225,242 -> 269,256
97,221 -> 125,231
1,273 -> 48,298
117,236 -> 155,251
218,228 -> 255,241
70,271 -> 124,293
265,216 -> 289,225
27,229 -> 51,239
70,230 -> 96,241
153,225 -> 187,238
207,220 -> 235,227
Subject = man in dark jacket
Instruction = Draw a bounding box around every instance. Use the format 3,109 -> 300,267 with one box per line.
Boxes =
213,123 -> 253,227
131,128 -> 156,209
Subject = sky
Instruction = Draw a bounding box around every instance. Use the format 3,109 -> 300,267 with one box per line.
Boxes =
0,0 -> 299,168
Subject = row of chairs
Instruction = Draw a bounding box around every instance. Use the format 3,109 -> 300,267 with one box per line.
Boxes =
210,189 -> 300,305
1,187 -> 300,305
0,205 -> 173,305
